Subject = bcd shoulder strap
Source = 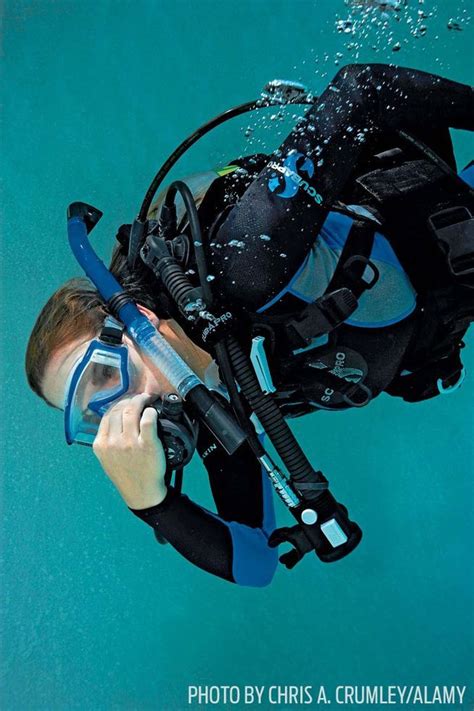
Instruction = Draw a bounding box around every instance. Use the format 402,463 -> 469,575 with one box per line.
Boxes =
282,219 -> 379,349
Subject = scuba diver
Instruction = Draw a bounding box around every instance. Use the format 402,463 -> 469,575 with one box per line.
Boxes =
25,64 -> 474,587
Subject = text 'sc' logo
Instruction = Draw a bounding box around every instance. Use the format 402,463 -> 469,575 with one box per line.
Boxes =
268,151 -> 315,199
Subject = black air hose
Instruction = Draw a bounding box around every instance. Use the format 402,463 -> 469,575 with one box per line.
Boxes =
226,334 -> 329,501
226,334 -> 364,564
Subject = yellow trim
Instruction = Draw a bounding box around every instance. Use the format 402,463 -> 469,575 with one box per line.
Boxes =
215,164 -> 239,177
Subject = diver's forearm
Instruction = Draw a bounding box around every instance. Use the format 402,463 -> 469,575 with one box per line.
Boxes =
130,487 -> 234,580
130,487 -> 277,587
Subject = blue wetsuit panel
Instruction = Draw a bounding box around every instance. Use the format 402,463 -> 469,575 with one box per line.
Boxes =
227,440 -> 277,586
460,162 -> 474,187
200,456 -> 278,587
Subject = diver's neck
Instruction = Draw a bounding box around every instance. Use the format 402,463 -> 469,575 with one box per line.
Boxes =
187,342 -> 214,381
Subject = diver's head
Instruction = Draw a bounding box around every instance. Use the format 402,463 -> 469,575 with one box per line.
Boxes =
25,171 -> 217,415
25,277 -> 211,414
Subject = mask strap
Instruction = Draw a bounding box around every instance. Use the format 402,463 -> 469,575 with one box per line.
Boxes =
99,316 -> 124,345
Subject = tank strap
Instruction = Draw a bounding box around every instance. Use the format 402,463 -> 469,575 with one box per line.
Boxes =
355,146 -> 474,292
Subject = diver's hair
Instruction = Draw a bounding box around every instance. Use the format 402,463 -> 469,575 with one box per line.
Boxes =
25,278 -> 109,404
25,171 -> 216,404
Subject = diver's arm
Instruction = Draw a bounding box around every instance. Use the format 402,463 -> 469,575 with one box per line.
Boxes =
94,383 -> 277,586
209,64 -> 474,309
130,478 -> 277,587
130,431 -> 278,587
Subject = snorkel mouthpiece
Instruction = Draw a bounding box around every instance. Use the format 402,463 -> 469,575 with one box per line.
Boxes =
66,202 -> 245,454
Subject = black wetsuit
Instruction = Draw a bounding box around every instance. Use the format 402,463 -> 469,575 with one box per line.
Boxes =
131,398 -> 278,587
131,65 -> 473,582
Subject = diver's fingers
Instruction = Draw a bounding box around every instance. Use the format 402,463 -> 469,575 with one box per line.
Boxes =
121,394 -> 153,440
139,407 -> 166,468
268,527 -> 292,547
139,406 -> 160,445
99,396 -> 126,439
279,548 -> 303,570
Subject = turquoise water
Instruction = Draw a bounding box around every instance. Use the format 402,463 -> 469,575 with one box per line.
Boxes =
2,1 -> 473,709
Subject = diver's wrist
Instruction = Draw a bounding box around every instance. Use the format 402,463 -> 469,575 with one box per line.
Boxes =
129,486 -> 178,523
124,483 -> 168,511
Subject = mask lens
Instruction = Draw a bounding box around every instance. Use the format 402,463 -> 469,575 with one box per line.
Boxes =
65,342 -> 130,446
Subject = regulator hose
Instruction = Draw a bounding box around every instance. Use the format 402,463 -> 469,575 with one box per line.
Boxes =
226,335 -> 324,490
225,334 -> 362,563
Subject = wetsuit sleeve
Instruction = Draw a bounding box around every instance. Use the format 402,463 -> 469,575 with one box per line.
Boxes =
129,428 -> 278,587
209,64 -> 474,310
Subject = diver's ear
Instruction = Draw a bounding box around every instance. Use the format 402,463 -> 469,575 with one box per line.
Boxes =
136,303 -> 160,327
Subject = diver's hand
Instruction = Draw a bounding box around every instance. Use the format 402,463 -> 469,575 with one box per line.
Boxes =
92,393 -> 168,510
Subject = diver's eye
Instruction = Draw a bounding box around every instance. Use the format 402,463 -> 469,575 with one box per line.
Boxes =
91,363 -> 117,387
102,365 -> 115,380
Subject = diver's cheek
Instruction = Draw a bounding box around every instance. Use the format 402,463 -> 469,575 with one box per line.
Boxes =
133,362 -> 173,399
126,359 -> 148,397
155,374 -> 175,398
142,369 -> 174,399
127,344 -> 175,398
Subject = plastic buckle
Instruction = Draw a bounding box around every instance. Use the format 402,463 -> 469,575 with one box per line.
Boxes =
250,336 -> 276,395
429,207 -> 474,279
437,367 -> 466,395
287,288 -> 358,348
343,255 -> 380,290
316,288 -> 358,327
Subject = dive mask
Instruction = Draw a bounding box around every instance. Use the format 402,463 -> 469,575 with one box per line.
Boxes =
64,317 -> 131,446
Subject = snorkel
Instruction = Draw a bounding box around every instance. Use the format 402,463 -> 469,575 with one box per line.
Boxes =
67,201 -> 245,455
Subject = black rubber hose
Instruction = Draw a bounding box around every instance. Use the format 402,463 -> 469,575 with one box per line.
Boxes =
213,341 -> 266,459
164,183 -> 267,458
226,335 -> 327,497
159,259 -> 197,312
166,181 -> 214,305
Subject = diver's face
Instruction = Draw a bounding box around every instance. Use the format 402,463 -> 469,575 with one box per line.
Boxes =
41,333 -> 173,411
